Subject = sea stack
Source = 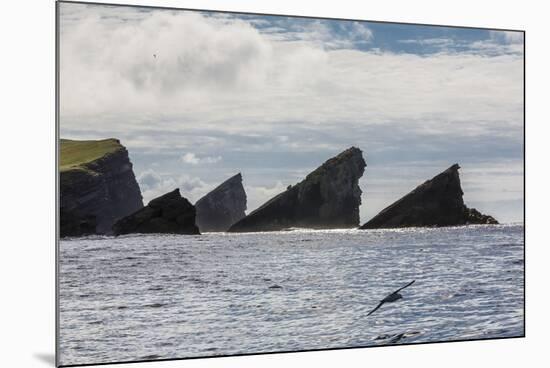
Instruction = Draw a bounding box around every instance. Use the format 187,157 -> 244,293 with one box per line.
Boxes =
59,138 -> 143,237
360,164 -> 498,229
112,189 -> 200,235
229,147 -> 366,232
195,173 -> 247,232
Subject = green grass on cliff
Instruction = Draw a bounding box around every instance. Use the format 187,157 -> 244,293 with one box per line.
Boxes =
60,138 -> 123,172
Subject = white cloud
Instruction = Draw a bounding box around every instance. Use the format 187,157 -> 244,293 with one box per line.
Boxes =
137,168 -> 212,204
503,32 -> 524,44
203,156 -> 222,164
490,30 -> 524,44
136,169 -> 162,191
349,22 -> 374,42
59,4 -> 524,223
273,20 -> 373,49
137,173 -> 179,204
245,181 -> 288,213
137,168 -> 291,214
181,153 -> 199,165
60,7 -> 274,118
398,37 -> 455,47
181,152 -> 222,165
179,175 -> 211,201
59,6 -> 523,143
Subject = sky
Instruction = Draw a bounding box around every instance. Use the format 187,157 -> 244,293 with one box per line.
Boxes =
59,2 -> 524,224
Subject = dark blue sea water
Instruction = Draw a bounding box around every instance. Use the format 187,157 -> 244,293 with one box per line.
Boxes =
58,224 -> 524,366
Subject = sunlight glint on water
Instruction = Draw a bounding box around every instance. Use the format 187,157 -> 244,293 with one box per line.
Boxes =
59,224 -> 524,365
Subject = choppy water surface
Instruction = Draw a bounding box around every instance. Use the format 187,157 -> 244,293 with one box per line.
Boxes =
59,224 -> 524,365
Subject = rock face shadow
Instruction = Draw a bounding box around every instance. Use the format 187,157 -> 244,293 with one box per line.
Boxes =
33,353 -> 55,366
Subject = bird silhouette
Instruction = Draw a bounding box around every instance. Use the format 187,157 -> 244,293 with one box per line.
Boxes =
366,280 -> 415,317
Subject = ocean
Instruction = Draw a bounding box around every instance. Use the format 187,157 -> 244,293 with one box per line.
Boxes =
58,224 -> 524,366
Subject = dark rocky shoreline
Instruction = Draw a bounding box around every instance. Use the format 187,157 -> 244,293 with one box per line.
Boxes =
60,139 -> 498,237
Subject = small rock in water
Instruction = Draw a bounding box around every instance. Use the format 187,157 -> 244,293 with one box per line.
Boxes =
376,331 -> 421,344
141,354 -> 161,360
144,303 -> 165,308
389,333 -> 405,343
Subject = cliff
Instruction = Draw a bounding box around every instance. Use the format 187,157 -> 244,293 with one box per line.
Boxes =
360,164 -> 498,229
229,147 -> 366,232
112,189 -> 200,235
195,173 -> 247,232
59,138 -> 143,237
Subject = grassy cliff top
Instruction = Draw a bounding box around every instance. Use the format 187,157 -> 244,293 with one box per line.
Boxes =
60,138 -> 123,172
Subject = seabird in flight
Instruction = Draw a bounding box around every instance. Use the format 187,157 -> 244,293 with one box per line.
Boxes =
366,280 -> 415,317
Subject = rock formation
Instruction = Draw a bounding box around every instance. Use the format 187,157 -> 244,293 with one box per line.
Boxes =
112,189 -> 200,235
229,147 -> 366,232
195,173 -> 247,232
360,164 -> 498,229
60,138 -> 143,237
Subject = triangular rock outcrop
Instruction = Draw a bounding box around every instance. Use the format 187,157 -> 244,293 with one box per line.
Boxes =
112,189 -> 200,235
360,164 -> 498,229
229,147 -> 366,232
195,173 -> 247,232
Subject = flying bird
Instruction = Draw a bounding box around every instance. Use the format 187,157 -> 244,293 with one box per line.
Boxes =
366,280 -> 415,317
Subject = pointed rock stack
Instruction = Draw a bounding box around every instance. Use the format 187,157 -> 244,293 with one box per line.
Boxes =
195,173 -> 247,232
360,164 -> 498,229
229,147 -> 366,232
112,189 -> 200,235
